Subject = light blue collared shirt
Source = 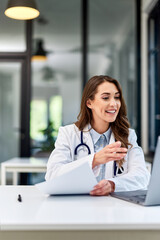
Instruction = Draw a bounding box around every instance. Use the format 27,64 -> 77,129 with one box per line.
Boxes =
89,126 -> 111,152
89,125 -> 112,182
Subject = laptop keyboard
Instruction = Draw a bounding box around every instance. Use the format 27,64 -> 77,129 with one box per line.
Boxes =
129,195 -> 146,202
111,190 -> 147,204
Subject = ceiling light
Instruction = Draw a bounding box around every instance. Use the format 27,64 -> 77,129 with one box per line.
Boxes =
32,40 -> 47,61
5,0 -> 40,20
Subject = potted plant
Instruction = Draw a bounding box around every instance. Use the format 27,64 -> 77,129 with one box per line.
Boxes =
38,121 -> 57,156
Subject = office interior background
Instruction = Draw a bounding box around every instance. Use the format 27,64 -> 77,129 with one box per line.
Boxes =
0,0 -> 159,184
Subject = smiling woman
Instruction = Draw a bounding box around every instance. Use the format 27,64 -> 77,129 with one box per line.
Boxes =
86,81 -> 121,132
76,76 -> 130,169
45,75 -> 150,196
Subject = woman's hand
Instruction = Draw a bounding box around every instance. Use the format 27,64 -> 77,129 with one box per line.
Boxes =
90,180 -> 115,196
92,141 -> 127,168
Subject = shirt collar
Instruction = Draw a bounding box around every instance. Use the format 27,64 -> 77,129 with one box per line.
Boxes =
88,124 -> 111,145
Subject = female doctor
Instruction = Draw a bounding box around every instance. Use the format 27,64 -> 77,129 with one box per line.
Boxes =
45,75 -> 150,195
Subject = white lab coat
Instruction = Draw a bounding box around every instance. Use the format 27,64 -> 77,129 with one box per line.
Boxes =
45,124 -> 150,192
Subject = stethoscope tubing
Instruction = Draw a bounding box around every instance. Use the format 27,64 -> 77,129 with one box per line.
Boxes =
74,131 -> 120,177
74,131 -> 91,155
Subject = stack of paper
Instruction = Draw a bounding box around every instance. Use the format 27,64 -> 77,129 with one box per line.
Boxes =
36,161 -> 97,195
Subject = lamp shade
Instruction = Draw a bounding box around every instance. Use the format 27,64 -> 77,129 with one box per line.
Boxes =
32,40 -> 47,61
5,0 -> 40,20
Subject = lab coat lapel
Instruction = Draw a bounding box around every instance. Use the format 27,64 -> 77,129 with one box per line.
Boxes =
109,132 -> 115,144
82,125 -> 94,154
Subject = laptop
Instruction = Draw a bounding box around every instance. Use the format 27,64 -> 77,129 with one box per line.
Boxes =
111,136 -> 160,206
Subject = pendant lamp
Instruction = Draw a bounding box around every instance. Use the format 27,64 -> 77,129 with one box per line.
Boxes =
5,0 -> 40,20
32,40 -> 47,61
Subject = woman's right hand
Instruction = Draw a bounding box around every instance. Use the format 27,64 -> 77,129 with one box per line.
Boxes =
92,141 -> 127,168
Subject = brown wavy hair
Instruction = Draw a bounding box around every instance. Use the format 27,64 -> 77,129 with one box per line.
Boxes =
75,75 -> 131,166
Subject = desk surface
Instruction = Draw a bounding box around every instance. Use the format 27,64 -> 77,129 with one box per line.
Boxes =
0,186 -> 160,231
1,157 -> 47,167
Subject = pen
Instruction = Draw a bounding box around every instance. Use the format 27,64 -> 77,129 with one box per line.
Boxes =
17,194 -> 22,202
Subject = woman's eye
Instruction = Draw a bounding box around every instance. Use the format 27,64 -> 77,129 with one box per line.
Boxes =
102,96 -> 120,100
102,97 -> 109,100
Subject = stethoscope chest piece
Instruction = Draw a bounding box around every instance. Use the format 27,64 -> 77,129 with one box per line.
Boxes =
74,131 -> 91,156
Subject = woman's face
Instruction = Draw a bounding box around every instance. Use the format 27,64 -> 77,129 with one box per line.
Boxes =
87,81 -> 121,128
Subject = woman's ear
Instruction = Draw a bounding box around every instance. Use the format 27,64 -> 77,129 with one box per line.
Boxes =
86,99 -> 92,109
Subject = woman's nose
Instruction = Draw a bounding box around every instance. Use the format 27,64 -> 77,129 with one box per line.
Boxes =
109,99 -> 117,106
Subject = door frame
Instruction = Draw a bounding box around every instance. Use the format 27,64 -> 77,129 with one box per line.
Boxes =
0,21 -> 32,158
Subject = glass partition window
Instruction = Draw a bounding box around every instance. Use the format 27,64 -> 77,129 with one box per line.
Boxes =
30,96 -> 62,142
88,0 -> 137,130
148,8 -> 160,151
30,99 -> 47,141
30,0 -> 81,156
0,62 -> 21,163
50,96 -> 62,131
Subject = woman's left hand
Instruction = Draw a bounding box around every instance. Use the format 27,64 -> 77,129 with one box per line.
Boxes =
90,180 -> 115,196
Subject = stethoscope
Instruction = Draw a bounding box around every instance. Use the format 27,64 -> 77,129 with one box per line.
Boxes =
74,131 -> 124,177
74,131 -> 91,155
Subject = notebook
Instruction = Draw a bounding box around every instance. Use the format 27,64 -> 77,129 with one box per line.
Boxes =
111,136 -> 160,206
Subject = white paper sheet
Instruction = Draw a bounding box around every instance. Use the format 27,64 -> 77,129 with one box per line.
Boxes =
35,161 -> 97,195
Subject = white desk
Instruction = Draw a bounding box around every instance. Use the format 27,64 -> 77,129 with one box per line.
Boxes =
0,157 -> 47,185
0,186 -> 160,240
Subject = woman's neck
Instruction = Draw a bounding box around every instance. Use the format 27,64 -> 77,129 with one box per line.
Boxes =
91,121 -> 109,134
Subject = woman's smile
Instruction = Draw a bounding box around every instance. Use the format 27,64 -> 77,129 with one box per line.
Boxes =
105,109 -> 117,114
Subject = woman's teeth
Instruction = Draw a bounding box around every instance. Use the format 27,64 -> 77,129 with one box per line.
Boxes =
106,110 -> 116,113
